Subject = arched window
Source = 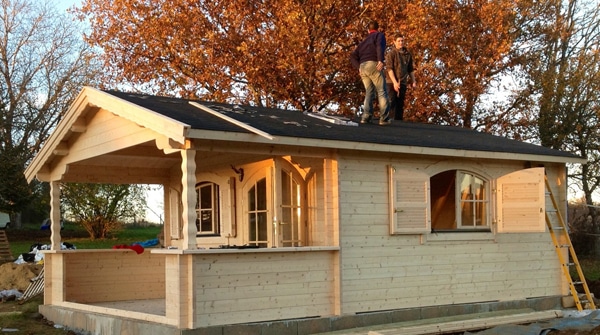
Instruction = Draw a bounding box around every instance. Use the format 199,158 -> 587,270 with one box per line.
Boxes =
195,181 -> 220,236
430,170 -> 489,231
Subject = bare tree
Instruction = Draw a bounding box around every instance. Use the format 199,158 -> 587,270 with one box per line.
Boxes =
530,0 -> 600,203
0,0 -> 100,226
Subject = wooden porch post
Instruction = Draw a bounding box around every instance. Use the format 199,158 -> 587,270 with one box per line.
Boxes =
50,181 -> 62,251
181,147 -> 197,250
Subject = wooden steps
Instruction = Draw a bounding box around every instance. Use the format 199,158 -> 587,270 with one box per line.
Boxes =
0,230 -> 14,263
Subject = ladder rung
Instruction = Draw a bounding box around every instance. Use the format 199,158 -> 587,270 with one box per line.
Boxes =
559,244 -> 571,248
573,281 -> 583,285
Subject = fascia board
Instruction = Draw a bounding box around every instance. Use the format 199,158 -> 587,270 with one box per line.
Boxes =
186,129 -> 587,165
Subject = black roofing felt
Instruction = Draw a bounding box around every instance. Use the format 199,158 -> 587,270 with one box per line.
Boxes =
104,90 -> 579,160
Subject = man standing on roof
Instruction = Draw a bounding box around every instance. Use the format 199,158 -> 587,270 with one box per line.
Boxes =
351,20 -> 391,126
385,34 -> 416,121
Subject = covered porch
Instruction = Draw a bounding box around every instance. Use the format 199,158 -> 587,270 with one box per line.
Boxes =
41,246 -> 339,332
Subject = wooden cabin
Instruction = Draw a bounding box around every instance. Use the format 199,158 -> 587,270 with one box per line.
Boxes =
24,87 -> 584,335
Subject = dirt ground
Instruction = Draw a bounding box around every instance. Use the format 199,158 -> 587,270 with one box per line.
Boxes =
0,262 -> 43,291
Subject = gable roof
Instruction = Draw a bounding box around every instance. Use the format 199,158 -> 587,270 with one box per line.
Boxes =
103,89 -> 583,163
24,87 -> 585,183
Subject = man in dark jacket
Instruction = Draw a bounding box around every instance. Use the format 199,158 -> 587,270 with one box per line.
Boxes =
350,21 -> 390,125
385,34 -> 416,121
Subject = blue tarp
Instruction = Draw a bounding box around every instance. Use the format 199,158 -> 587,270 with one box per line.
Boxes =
132,238 -> 159,248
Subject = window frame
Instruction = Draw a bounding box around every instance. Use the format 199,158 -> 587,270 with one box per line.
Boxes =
195,181 -> 220,236
455,170 -> 490,230
280,168 -> 303,247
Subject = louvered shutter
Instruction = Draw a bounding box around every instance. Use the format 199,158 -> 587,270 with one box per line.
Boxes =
389,166 -> 431,234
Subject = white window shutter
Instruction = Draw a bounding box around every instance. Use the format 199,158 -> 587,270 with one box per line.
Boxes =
496,167 -> 545,233
389,166 -> 430,234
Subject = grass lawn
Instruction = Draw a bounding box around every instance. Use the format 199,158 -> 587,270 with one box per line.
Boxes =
0,222 -> 162,334
574,257 -> 600,281
6,222 -> 162,256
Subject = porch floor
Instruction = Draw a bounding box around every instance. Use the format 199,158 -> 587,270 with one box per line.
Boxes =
89,298 -> 165,316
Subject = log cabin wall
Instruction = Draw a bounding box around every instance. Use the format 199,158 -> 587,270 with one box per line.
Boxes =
63,250 -> 166,303
337,153 -> 563,314
189,249 -> 337,327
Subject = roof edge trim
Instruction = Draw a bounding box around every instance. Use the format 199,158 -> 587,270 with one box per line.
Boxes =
189,101 -> 274,141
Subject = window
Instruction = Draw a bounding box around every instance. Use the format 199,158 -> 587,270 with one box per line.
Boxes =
457,171 -> 487,229
195,182 -> 220,236
390,166 -> 545,235
281,170 -> 302,246
430,170 -> 489,231
247,177 -> 268,247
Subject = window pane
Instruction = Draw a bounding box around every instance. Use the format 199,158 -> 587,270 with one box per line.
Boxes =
200,185 -> 212,209
282,171 -> 291,205
200,210 -> 212,231
257,212 -> 268,243
430,171 -> 456,229
248,185 -> 256,211
292,179 -> 300,206
282,207 -> 292,244
195,182 -> 220,235
460,202 -> 474,227
476,202 -> 486,227
257,178 -> 267,210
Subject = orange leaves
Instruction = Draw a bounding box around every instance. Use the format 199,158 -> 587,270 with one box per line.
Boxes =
78,0 -> 369,110
76,0 -> 538,124
401,0 -> 520,127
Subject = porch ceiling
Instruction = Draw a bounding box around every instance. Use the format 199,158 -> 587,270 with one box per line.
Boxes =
60,141 -> 180,185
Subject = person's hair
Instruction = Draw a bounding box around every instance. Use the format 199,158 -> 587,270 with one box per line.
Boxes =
395,34 -> 405,40
368,21 -> 379,30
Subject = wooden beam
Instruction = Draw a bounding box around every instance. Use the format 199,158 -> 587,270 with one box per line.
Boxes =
60,165 -> 170,184
70,119 -> 87,133
53,142 -> 69,156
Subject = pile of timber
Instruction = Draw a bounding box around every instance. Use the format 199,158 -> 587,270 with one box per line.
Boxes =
18,266 -> 45,303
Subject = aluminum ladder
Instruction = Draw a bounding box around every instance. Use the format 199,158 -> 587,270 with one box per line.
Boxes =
545,176 -> 596,311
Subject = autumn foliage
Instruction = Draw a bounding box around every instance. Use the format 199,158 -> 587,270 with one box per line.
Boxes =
76,0 -> 587,132
78,0 -> 386,114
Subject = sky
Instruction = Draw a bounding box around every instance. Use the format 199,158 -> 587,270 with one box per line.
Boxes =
52,0 -> 165,224
55,0 -> 80,11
